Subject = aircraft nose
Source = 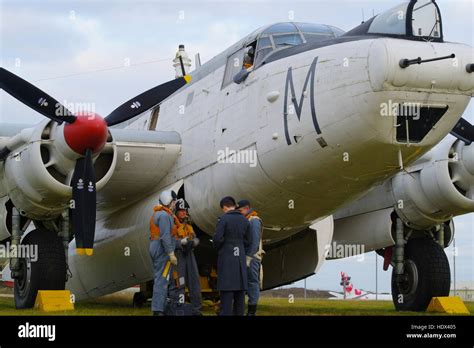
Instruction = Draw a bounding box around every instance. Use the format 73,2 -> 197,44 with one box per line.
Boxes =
368,39 -> 474,94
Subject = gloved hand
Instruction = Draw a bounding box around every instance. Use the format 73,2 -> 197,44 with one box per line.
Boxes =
180,237 -> 188,246
168,252 -> 178,266
246,255 -> 252,267
192,237 -> 200,247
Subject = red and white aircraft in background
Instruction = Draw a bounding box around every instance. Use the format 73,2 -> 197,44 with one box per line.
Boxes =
329,272 -> 392,300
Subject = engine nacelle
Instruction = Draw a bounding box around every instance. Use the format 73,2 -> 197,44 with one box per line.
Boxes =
2,122 -> 182,221
332,136 -> 472,253
3,121 -> 116,220
392,138 -> 474,229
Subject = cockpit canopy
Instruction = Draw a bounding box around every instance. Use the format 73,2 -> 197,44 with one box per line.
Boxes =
221,22 -> 345,87
345,0 -> 444,42
254,22 -> 344,67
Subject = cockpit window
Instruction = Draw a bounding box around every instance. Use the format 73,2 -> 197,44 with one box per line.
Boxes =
256,23 -> 302,66
273,34 -> 303,47
411,0 -> 441,38
328,26 -> 345,37
296,22 -> 335,44
254,22 -> 343,67
262,22 -> 298,34
364,0 -> 443,41
368,3 -> 408,35
255,37 -> 273,67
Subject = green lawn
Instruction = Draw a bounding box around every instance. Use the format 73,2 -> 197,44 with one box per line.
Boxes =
0,294 -> 472,316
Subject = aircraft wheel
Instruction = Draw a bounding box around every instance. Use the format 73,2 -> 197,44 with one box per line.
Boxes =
133,292 -> 146,308
391,237 -> 450,312
14,229 -> 66,309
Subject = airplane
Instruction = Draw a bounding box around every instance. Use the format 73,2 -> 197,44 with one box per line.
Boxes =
328,272 -> 392,300
0,0 -> 473,312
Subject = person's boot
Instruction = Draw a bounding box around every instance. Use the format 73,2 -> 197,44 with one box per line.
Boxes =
153,311 -> 165,316
247,304 -> 257,316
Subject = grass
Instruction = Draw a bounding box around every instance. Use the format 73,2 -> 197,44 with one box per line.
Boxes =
0,293 -> 472,316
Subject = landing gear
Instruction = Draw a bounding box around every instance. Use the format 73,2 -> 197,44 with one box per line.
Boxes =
132,281 -> 153,308
133,291 -> 147,308
13,229 -> 67,309
391,237 -> 450,311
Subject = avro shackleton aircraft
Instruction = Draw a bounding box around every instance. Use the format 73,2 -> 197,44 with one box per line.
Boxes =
1,0 -> 473,312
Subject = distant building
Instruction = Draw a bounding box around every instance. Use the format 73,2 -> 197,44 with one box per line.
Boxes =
450,282 -> 474,302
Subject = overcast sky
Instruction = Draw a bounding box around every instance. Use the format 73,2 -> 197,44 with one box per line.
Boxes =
1,0 -> 473,292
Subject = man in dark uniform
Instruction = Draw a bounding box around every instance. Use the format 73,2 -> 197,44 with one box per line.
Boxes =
213,196 -> 251,316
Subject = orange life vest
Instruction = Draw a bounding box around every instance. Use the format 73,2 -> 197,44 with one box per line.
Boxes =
149,205 -> 173,240
246,210 -> 259,220
173,217 -> 195,240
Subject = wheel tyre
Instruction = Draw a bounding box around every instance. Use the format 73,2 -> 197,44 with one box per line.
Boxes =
14,229 -> 66,309
391,237 -> 450,312
133,292 -> 146,308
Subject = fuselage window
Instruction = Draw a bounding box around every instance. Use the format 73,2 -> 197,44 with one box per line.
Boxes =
148,106 -> 159,131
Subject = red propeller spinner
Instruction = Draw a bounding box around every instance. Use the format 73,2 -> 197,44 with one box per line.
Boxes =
63,112 -> 108,155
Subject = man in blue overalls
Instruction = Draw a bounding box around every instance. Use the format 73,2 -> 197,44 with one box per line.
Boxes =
149,190 -> 177,316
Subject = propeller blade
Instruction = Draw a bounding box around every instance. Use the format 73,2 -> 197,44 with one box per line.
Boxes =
104,75 -> 191,127
70,149 -> 97,256
0,68 -> 77,124
450,117 -> 474,145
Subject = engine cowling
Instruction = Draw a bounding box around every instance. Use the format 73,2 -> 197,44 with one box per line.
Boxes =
2,121 -> 182,221
3,120 -> 116,220
392,137 -> 474,229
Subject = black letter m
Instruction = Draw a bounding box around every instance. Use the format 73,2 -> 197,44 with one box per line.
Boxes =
283,57 -> 321,145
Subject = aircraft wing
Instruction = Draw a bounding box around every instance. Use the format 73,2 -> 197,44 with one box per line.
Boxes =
328,291 -> 344,299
